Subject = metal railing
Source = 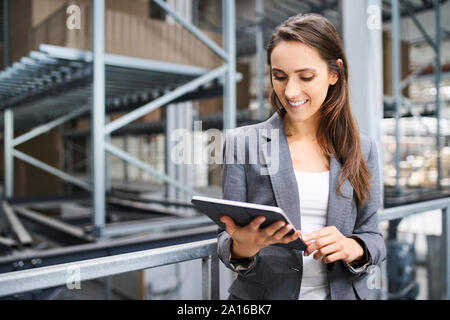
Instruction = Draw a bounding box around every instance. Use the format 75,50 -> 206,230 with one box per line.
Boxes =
0,238 -> 220,299
0,197 -> 449,299
378,197 -> 450,300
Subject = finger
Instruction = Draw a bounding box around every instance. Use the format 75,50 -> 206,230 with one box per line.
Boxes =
302,226 -> 335,242
304,233 -> 338,256
271,224 -> 293,241
248,216 -> 266,231
313,242 -> 340,260
262,220 -> 286,237
322,251 -> 346,264
279,230 -> 302,244
220,216 -> 238,235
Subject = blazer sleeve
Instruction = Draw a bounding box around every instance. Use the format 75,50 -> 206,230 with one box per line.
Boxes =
344,136 -> 387,276
217,129 -> 259,276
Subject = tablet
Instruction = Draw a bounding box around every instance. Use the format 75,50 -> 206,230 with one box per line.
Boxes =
191,195 -> 306,251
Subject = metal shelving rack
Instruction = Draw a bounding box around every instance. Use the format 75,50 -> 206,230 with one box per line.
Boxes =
0,0 -> 237,241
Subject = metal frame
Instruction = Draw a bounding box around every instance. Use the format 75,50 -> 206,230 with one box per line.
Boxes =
0,238 -> 220,299
0,198 -> 449,299
2,0 -> 237,239
388,0 -> 444,194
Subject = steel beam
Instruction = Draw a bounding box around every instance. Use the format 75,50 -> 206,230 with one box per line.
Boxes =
13,206 -> 93,242
2,0 -> 9,68
152,0 -> 228,60
12,105 -> 90,147
12,149 -> 91,191
256,0 -> 265,121
104,65 -> 227,134
434,0 -> 442,189
104,142 -> 205,197
39,44 -> 208,76
392,0 -> 402,194
400,0 -> 437,51
2,202 -> 32,245
4,108 -> 13,198
91,0 -> 106,239
223,0 -> 237,130
0,238 -> 218,298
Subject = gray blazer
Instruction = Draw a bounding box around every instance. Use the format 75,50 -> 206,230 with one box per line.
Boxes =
218,111 -> 386,300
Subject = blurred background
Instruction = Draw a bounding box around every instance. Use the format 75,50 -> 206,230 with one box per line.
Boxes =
0,0 -> 449,300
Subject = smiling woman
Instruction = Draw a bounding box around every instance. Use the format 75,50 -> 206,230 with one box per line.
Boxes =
218,13 -> 386,300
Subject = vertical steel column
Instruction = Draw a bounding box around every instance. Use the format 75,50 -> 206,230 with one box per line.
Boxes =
105,115 -> 111,192
4,109 -> 13,199
165,103 -> 177,204
256,0 -> 265,121
91,0 -> 106,239
392,0 -> 402,194
434,0 -> 442,190
2,0 -> 9,69
222,0 -> 236,130
201,256 -> 211,300
3,0 -> 12,199
123,135 -> 129,183
443,206 -> 450,300
343,0 -> 385,217
342,0 -> 383,176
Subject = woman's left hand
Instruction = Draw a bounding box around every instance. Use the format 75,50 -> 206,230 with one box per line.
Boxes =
302,226 -> 364,264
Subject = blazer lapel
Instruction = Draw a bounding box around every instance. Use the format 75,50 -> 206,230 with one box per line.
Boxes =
326,155 -> 354,233
259,113 -> 301,230
259,112 -> 354,234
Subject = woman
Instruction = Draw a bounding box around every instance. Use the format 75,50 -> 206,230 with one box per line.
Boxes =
218,13 -> 386,300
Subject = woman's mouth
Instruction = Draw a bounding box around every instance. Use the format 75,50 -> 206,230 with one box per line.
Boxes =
287,99 -> 308,108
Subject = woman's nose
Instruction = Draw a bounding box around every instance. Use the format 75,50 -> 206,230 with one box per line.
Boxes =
284,80 -> 302,100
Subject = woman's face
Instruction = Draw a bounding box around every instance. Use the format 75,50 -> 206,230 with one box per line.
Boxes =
270,41 -> 338,124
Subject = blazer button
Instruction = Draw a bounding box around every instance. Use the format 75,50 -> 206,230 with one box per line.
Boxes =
290,267 -> 301,272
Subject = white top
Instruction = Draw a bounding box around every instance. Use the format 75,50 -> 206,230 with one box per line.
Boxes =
295,170 -> 331,300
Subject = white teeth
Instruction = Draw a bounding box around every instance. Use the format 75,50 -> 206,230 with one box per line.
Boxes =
288,99 -> 308,106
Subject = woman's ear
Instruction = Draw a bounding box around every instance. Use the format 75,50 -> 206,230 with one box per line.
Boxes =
330,59 -> 343,85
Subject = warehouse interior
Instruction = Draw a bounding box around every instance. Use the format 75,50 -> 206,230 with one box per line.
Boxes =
0,0 -> 449,300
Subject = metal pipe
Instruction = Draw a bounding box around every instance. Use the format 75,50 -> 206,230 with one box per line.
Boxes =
256,0 -> 265,121
223,0 -> 236,130
392,0 -> 401,194
13,206 -> 92,241
434,0 -> 442,190
443,206 -> 450,299
4,109 -> 13,198
2,0 -> 10,69
378,197 -> 450,221
92,0 -> 106,239
0,238 -> 218,298
2,202 -> 32,245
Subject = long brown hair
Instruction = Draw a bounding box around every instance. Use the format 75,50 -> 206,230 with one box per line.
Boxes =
266,13 -> 371,208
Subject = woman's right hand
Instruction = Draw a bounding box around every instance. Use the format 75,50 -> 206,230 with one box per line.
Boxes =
220,215 -> 301,259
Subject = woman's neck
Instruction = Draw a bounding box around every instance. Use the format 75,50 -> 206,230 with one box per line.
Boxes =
282,115 -> 319,142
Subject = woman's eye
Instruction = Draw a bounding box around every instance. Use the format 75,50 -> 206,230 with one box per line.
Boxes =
301,76 -> 314,81
273,76 -> 286,81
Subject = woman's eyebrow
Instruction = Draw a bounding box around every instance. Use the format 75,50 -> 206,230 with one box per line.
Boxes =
271,67 -> 316,73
